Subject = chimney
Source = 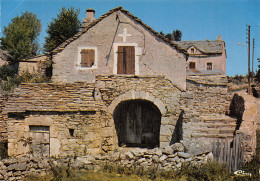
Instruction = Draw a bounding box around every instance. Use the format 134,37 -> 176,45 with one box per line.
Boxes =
217,35 -> 222,41
82,8 -> 95,27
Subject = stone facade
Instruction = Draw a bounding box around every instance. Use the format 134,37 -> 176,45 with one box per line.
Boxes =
0,94 -> 8,140
3,74 -> 241,158
180,75 -> 237,154
174,38 -> 226,75
51,7 -> 187,90
18,55 -> 47,76
4,75 -> 183,157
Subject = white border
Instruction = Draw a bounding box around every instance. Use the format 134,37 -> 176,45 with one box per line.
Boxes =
77,46 -> 98,69
113,43 -> 140,75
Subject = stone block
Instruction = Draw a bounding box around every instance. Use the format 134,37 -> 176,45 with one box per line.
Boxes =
8,163 -> 27,171
50,138 -> 61,157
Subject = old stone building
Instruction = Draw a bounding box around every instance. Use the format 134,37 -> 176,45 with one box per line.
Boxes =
18,55 -> 47,76
174,36 -> 227,75
1,7 -> 254,159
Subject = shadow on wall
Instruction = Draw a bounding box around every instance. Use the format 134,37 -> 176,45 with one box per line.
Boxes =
170,110 -> 184,145
229,93 -> 245,131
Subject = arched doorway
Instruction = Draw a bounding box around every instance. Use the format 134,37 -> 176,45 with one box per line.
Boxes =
113,99 -> 161,148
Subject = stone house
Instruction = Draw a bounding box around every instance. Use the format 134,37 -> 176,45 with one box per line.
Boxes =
2,7 -> 247,159
174,36 -> 226,75
18,55 -> 47,76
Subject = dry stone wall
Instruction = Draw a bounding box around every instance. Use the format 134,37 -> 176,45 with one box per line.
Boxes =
95,75 -> 183,148
0,94 -> 8,139
0,142 -> 213,180
179,75 -> 236,155
2,74 -> 254,161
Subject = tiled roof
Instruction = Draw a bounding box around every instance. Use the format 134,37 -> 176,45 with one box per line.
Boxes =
21,54 -> 47,62
4,83 -> 99,113
173,40 -> 224,54
187,69 -> 224,75
52,6 -> 187,55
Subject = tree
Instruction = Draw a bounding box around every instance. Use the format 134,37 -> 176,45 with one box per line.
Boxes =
256,58 -> 260,83
1,12 -> 41,60
172,29 -> 182,41
160,29 -> 182,41
44,7 -> 81,53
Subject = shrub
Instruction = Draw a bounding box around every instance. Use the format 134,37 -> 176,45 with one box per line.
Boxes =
0,64 -> 16,80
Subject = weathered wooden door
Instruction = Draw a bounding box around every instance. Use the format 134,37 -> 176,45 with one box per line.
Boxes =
114,100 -> 161,148
29,126 -> 50,157
117,46 -> 135,74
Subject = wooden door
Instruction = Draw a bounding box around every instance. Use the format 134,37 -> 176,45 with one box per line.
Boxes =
29,126 -> 50,157
114,100 -> 161,148
117,46 -> 135,74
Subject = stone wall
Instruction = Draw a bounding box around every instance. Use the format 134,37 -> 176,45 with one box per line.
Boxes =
180,75 -> 236,155
95,75 -> 182,149
4,75 -> 183,157
0,142 -> 213,180
3,75 -> 255,160
0,94 -> 8,139
231,91 -> 257,162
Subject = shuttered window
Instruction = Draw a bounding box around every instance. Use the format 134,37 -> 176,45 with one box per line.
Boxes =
117,46 -> 135,74
189,62 -> 196,69
80,49 -> 95,67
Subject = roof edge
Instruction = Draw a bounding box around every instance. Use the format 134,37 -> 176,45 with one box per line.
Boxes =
51,6 -> 188,56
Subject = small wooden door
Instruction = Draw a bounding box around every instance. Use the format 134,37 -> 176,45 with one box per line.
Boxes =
117,46 -> 135,74
29,126 -> 50,157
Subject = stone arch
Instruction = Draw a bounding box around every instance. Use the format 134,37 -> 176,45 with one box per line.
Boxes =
113,99 -> 161,148
107,90 -> 167,115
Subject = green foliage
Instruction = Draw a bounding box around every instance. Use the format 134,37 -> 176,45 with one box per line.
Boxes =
1,12 -> 41,60
160,29 -> 182,41
172,29 -> 182,41
227,74 -> 245,85
0,64 -> 50,92
177,162 -> 232,180
44,7 -> 81,53
0,64 -> 16,80
236,130 -> 260,181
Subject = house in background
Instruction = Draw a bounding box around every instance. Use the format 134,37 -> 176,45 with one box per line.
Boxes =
18,55 -> 47,76
174,35 -> 226,75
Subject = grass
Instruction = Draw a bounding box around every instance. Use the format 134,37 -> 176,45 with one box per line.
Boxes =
24,130 -> 260,181
24,161 -> 234,181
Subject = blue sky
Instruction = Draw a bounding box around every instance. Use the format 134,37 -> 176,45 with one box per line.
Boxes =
1,0 -> 260,76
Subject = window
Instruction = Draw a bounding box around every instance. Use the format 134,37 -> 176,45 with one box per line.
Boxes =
29,125 -> 50,132
78,47 -> 97,68
189,62 -> 196,69
80,49 -> 95,67
69,129 -> 75,137
191,48 -> 195,54
207,62 -> 212,70
117,46 -> 135,74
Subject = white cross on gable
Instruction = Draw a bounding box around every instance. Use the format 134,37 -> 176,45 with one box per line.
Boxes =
118,28 -> 132,43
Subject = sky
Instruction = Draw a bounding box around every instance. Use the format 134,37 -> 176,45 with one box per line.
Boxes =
0,0 -> 259,76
